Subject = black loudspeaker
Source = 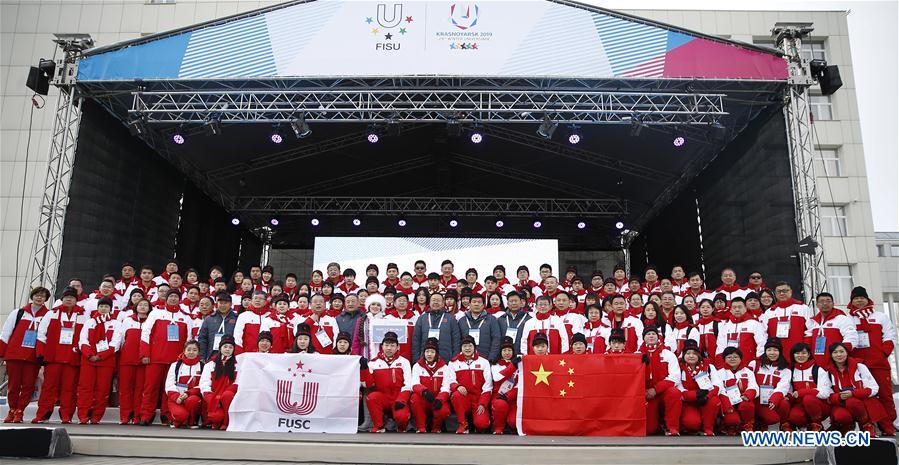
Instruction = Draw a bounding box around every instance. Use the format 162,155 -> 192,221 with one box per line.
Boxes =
819,65 -> 843,96
26,66 -> 50,95
0,427 -> 72,458
831,438 -> 897,465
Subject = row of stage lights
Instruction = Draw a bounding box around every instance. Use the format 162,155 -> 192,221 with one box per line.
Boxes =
230,216 -> 630,233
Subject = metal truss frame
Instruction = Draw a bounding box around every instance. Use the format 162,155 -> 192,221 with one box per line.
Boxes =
232,196 -> 628,217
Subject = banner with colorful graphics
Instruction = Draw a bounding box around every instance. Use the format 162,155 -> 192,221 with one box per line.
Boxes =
228,353 -> 360,433
78,0 -> 788,81
516,353 -> 646,436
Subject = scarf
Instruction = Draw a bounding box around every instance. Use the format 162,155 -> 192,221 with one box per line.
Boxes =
848,299 -> 876,320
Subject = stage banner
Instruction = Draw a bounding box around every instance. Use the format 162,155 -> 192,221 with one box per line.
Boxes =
228,353 -> 360,433
516,354 -> 646,436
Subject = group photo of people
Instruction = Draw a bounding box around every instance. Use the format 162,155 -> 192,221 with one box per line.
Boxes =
1,259 -> 895,437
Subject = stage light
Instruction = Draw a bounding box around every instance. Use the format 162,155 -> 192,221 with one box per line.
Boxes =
172,133 -> 185,145
673,136 -> 685,147
270,133 -> 283,144
397,218 -> 407,227
230,217 -> 240,226
449,219 -> 459,228
352,218 -> 361,226
367,133 -> 379,143
310,218 -> 320,226
470,131 -> 483,144
533,220 -> 542,229
567,125 -> 581,145
495,219 -> 505,228
536,116 -> 558,139
577,221 -> 586,229
291,117 -> 312,139
615,221 -> 624,230
270,217 -> 280,227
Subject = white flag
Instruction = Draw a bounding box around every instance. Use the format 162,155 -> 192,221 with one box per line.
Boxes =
227,353 -> 360,433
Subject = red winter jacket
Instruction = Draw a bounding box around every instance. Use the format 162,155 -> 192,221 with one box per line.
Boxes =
79,314 -> 119,367
117,313 -> 148,365
140,305 -> 193,364
364,354 -> 412,403
639,343 -> 679,393
447,353 -> 493,406
0,304 -> 49,362
37,305 -> 86,365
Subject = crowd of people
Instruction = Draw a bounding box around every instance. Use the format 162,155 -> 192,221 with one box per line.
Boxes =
1,259 -> 895,437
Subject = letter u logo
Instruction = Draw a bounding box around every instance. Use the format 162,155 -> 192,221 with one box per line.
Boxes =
276,380 -> 319,415
377,3 -> 403,28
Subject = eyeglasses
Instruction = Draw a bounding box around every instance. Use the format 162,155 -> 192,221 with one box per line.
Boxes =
775,289 -> 790,293
749,275 -> 762,279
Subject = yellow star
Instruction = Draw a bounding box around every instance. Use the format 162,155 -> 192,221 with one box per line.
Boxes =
371,27 -> 380,34
559,359 -> 566,367
531,363 -> 553,386
568,380 -> 575,388
560,389 -> 567,397
568,368 -> 574,375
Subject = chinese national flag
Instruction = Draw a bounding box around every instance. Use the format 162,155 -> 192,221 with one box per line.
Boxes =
516,354 -> 646,436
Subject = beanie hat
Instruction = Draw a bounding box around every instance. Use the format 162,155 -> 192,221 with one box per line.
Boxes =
296,323 -> 312,338
219,334 -> 236,349
257,331 -> 274,344
642,325 -> 660,337
336,331 -> 351,344
764,337 -> 782,351
365,294 -> 387,313
571,333 -> 587,346
850,286 -> 869,300
745,291 -> 760,302
531,332 -> 549,347
500,336 -> 515,350
424,337 -> 440,353
262,265 -> 274,274
272,294 -> 289,305
460,335 -> 477,347
681,339 -> 701,356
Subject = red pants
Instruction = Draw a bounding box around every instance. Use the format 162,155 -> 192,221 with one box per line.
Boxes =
204,390 -> 236,429
681,397 -> 720,434
756,398 -> 791,426
76,363 -> 115,423
118,364 -> 145,423
870,366 -> 896,431
168,394 -> 202,427
723,401 -> 755,427
139,363 -> 170,423
788,395 -> 831,426
450,391 -> 490,432
4,360 -> 39,410
365,391 -> 410,431
646,388 -> 682,435
490,396 -> 517,434
409,392 -> 450,432
831,398 -> 869,428
34,363 -> 79,422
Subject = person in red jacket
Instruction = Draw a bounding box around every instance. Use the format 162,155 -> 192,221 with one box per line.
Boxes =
116,298 -> 151,424
409,337 -> 454,433
233,290 -> 269,354
759,282 -> 812,357
1,286 -> 51,423
825,342 -> 882,436
754,338 -> 793,431
448,335 -> 493,433
200,335 -> 238,430
678,339 -> 721,436
489,336 -> 520,434
138,289 -> 194,425
76,297 -> 122,424
805,292 -> 857,366
787,342 -> 833,432
639,325 -> 682,435
846,286 -> 896,435
33,287 -> 86,423
717,347 -> 759,434
165,340 -> 204,428
363,331 -> 412,433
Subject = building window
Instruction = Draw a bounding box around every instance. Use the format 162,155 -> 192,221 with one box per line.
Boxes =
810,95 -> 834,121
877,244 -> 886,257
815,147 -> 842,176
892,245 -> 899,257
801,41 -> 827,62
821,206 -> 848,237
827,265 -> 853,304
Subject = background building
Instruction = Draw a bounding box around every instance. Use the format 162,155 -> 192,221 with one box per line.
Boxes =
0,1 -> 885,315
877,231 -> 899,309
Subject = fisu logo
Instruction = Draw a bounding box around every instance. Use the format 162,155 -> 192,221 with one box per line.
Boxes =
276,379 -> 319,415
376,3 -> 403,28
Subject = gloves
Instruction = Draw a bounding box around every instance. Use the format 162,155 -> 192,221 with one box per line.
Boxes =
422,390 -> 436,403
433,399 -> 443,411
511,355 -> 521,367
697,389 -> 709,398
35,355 -> 45,366
394,401 -> 405,410
497,392 -> 507,401
641,354 -> 650,365
696,396 -> 708,406
359,358 -> 368,370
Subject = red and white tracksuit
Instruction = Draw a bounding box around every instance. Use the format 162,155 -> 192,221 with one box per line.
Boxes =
602,314 -> 644,353
582,321 -> 610,354
788,360 -> 833,426
639,343 -> 682,435
384,310 -> 419,361
827,358 -> 884,430
363,354 -> 412,431
554,309 -> 586,341
116,313 -> 147,423
665,322 -> 700,356
165,356 -> 204,427
715,314 -> 766,368
490,359 -> 518,434
695,315 -> 720,364
678,361 -> 721,435
718,366 -> 759,429
519,312 -> 570,355
447,353 -> 493,431
302,313 -> 340,355
847,300 -> 896,432
0,304 -> 48,414
259,312 -> 294,354
138,305 -> 193,423
233,306 -> 268,354
753,363 -> 792,427
199,357 -> 238,429
713,284 -> 749,302
76,314 -> 121,423
759,299 -> 812,357
805,309 -> 857,366
34,304 -> 86,422
409,358 -> 454,432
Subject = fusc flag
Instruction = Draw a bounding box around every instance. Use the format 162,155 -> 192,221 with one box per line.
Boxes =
516,354 -> 646,436
227,353 -> 360,433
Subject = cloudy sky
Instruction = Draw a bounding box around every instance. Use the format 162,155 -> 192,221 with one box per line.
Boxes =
583,0 -> 899,231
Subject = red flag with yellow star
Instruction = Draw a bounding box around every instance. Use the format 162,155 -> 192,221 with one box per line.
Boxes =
516,354 -> 646,436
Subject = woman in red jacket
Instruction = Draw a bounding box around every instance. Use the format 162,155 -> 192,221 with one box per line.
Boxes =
165,340 -> 204,428
76,297 -> 122,424
409,337 -> 453,433
489,337 -> 520,435
0,287 -> 51,423
678,339 -> 721,436
826,342 -> 883,436
117,298 -> 151,424
754,338 -> 793,431
33,287 -> 85,424
200,335 -> 238,430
